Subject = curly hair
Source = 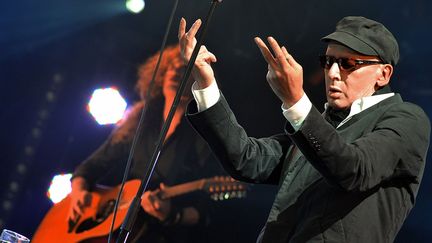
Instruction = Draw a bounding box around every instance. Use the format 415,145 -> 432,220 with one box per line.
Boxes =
136,44 -> 185,99
111,44 -> 186,144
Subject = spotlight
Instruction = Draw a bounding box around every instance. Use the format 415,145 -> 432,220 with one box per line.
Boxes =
87,87 -> 128,125
47,173 -> 72,204
126,0 -> 145,14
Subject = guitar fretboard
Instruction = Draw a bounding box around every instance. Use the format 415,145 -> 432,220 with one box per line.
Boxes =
158,179 -> 206,199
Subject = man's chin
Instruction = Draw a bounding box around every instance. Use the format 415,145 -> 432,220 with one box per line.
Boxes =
327,99 -> 349,110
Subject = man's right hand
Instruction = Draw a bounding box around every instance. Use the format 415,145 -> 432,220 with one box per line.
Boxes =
254,36 -> 304,107
67,177 -> 92,222
178,18 -> 217,89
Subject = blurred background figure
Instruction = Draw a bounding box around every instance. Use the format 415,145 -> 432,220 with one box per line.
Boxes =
33,44 -> 235,243
1,1 -> 431,242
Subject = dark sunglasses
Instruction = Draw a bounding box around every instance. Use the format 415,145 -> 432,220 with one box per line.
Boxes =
319,55 -> 384,71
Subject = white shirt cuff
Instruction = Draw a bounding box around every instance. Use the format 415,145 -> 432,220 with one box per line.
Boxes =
282,93 -> 312,131
191,80 -> 220,112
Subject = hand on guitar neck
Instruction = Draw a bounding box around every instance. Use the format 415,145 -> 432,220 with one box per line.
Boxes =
141,183 -> 199,225
141,183 -> 172,222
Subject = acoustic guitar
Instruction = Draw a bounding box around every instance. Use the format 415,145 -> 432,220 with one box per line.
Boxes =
32,176 -> 247,242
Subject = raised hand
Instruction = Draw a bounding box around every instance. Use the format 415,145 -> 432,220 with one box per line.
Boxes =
254,36 -> 304,106
178,18 -> 217,89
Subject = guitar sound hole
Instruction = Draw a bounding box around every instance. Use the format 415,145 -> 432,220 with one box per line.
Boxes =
75,200 -> 116,233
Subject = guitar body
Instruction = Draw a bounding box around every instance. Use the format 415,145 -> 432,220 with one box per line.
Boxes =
32,176 -> 246,242
32,180 -> 141,243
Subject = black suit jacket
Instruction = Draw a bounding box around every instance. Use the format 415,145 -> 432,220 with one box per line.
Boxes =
186,92 -> 430,243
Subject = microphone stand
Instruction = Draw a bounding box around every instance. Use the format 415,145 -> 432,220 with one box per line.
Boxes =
115,0 -> 222,242
107,0 -> 180,241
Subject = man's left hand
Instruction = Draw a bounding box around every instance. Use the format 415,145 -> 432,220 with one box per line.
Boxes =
141,183 -> 171,222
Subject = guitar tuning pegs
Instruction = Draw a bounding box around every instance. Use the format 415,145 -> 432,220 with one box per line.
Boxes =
210,193 -> 218,201
209,191 -> 248,201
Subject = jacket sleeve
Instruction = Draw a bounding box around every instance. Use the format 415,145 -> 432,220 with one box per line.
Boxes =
186,94 -> 292,185
288,103 -> 431,192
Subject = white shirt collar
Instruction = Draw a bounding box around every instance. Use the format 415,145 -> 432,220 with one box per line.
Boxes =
324,93 -> 395,128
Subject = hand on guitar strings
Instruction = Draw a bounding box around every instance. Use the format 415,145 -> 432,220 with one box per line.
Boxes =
68,177 -> 93,222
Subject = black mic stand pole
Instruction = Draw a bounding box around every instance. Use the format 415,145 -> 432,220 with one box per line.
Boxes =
116,1 -> 222,242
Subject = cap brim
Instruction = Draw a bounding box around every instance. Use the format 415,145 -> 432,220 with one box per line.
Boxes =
321,31 -> 378,56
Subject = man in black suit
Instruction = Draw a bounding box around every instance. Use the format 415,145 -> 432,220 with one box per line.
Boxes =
178,16 -> 430,242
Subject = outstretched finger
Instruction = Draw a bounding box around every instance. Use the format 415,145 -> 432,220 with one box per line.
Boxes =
267,37 -> 290,67
282,46 -> 300,68
254,37 -> 277,69
186,19 -> 202,41
178,17 -> 186,40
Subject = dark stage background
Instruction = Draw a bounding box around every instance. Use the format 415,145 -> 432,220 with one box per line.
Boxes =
0,0 -> 431,242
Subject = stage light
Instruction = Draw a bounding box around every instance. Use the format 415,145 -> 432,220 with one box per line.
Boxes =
126,0 -> 145,14
47,173 -> 72,204
87,87 -> 127,125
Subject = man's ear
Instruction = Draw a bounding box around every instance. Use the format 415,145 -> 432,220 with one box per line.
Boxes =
376,64 -> 393,87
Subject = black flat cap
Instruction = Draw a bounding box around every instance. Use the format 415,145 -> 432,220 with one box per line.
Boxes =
321,16 -> 399,66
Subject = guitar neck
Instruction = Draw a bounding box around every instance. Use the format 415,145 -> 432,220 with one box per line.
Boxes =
158,179 -> 205,200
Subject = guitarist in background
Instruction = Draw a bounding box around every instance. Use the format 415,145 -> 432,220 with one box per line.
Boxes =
69,44 -> 225,242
